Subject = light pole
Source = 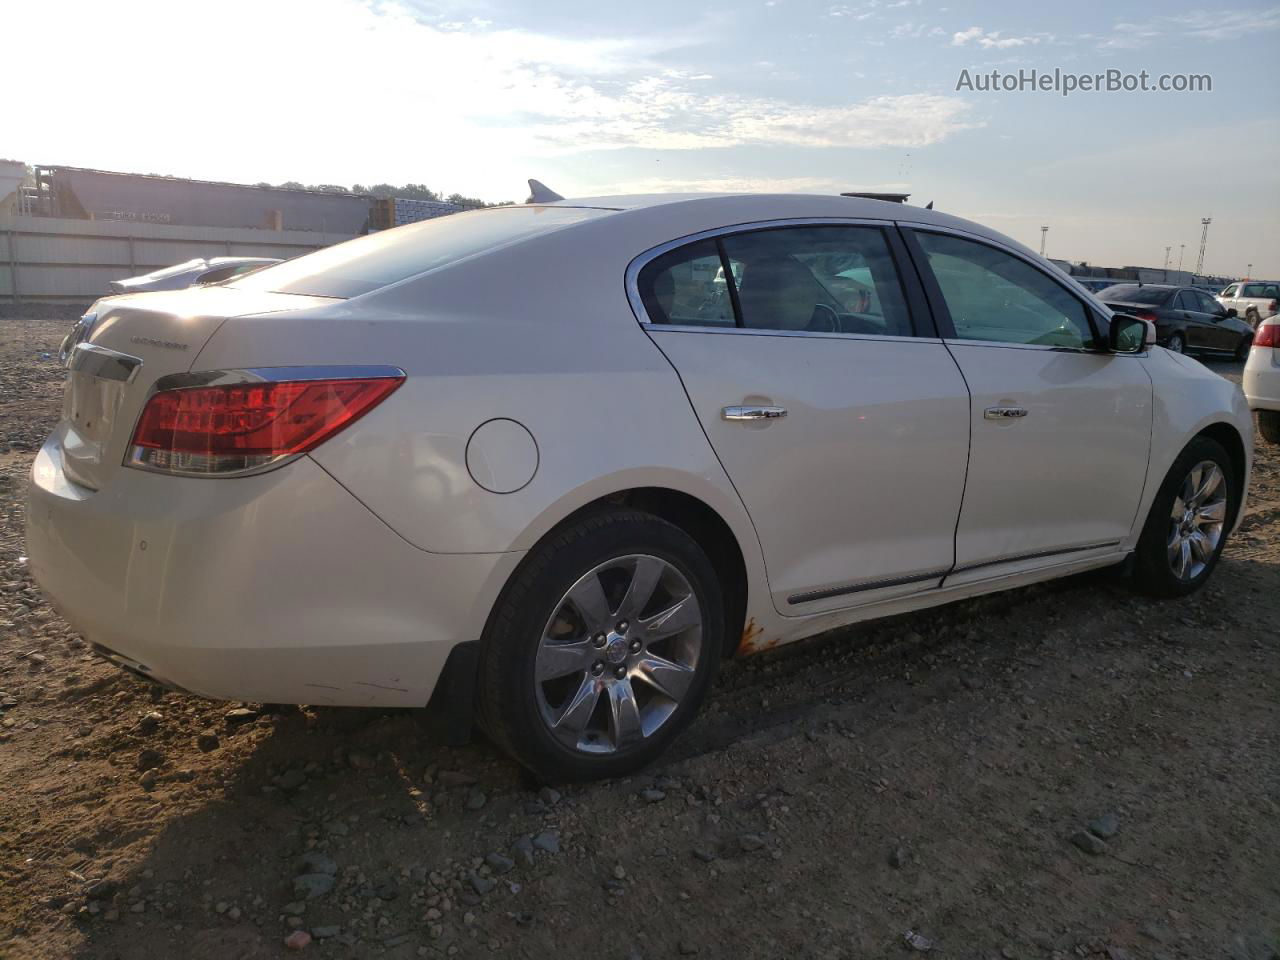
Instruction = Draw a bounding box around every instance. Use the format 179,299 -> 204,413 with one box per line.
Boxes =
1178,244 -> 1185,275
1163,246 -> 1171,281
1194,217 -> 1212,277
1246,263 -> 1252,280
1040,226 -> 1048,256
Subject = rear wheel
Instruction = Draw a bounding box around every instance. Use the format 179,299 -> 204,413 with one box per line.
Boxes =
477,509 -> 723,782
1132,437 -> 1235,597
1259,410 -> 1280,444
1166,332 -> 1185,354
1235,336 -> 1253,362
1246,307 -> 1260,328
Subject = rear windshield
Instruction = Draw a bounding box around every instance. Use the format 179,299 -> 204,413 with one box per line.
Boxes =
229,206 -> 609,298
1099,285 -> 1171,306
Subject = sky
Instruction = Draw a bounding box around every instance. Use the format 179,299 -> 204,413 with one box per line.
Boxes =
6,0 -> 1279,275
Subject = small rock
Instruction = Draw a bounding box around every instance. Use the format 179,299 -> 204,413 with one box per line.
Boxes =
532,831 -> 560,854
692,847 -> 717,863
284,930 -> 311,950
466,790 -> 487,811
283,901 -> 306,915
470,874 -> 496,896
485,852 -> 514,874
511,836 -> 535,866
85,879 -> 117,900
139,770 -> 159,790
537,786 -> 561,806
136,748 -> 164,772
346,750 -> 375,771
298,851 -> 337,875
903,930 -> 933,952
1088,812 -> 1121,840
889,846 -> 906,869
739,833 -> 766,852
311,925 -> 341,939
1070,830 -> 1107,855
195,730 -> 220,752
323,820 -> 349,837
137,711 -> 162,733
225,707 -> 258,724
613,864 -> 626,880
639,788 -> 666,804
293,874 -> 336,899
275,769 -> 307,791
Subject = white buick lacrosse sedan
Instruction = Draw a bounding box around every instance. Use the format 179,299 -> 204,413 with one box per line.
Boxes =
28,189 -> 1253,780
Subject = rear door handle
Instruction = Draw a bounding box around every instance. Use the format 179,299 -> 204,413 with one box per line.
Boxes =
722,405 -> 788,422
984,406 -> 1028,420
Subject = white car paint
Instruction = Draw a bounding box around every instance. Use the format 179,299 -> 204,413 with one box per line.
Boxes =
27,193 -> 1253,714
1244,317 -> 1280,413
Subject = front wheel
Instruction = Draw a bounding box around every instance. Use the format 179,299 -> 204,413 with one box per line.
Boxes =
1246,307 -> 1260,328
1131,437 -> 1236,597
477,509 -> 723,782
1166,332 -> 1185,354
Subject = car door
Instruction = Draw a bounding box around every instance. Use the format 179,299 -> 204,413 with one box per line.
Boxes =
633,222 -> 971,614
1173,290 -> 1212,349
1219,284 -> 1240,314
901,226 -> 1153,584
1194,291 -> 1236,350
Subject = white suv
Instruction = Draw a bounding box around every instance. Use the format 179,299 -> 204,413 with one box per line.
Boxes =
1217,280 -> 1279,327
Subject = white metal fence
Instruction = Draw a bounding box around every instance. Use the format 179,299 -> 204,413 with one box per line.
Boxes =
0,214 -> 355,302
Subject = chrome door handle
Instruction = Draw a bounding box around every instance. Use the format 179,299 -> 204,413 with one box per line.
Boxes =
984,406 -> 1028,420
722,405 -> 788,422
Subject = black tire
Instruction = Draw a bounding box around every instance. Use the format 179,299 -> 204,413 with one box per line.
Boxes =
477,508 -> 723,782
1259,410 -> 1280,445
1235,336 -> 1253,362
1166,332 -> 1185,354
1132,436 -> 1236,598
1246,307 -> 1260,328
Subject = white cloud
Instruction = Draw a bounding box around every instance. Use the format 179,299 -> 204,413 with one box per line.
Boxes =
1100,6 -> 1280,48
8,0 -> 979,201
952,25 -> 1045,48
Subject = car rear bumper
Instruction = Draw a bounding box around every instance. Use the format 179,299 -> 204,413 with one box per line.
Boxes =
26,432 -> 521,707
1244,348 -> 1280,412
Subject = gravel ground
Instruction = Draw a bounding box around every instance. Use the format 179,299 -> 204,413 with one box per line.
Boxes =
1,312 -> 1277,960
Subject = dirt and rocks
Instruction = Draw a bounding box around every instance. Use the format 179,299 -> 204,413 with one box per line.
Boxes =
0,312 -> 1277,960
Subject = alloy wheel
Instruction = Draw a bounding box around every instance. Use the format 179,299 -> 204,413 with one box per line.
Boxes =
534,555 -> 703,754
1167,460 -> 1227,581
1167,334 -> 1184,354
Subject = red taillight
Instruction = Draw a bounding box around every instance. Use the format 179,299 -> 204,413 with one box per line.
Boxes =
127,375 -> 403,476
1255,323 -> 1278,348
1133,309 -> 1158,324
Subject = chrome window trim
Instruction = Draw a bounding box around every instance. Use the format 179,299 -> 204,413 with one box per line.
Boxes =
68,342 -> 143,383
624,217 -> 917,341
125,364 -> 406,479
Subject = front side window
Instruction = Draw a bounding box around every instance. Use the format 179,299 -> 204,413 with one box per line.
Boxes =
915,232 -> 1094,349
638,225 -> 913,336
1221,284 -> 1239,297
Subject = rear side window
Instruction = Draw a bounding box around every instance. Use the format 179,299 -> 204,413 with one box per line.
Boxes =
1175,291 -> 1199,311
1101,285 -> 1172,306
638,225 -> 913,336
916,232 -> 1094,349
637,240 -> 736,327
231,206 -> 609,298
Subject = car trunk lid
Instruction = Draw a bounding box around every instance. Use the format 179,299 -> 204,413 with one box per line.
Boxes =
59,286 -> 336,491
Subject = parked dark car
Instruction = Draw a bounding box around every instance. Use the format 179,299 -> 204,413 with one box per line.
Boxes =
1074,277 -> 1119,293
1097,283 -> 1254,358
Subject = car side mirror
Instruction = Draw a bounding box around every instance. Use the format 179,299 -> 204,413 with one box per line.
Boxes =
1109,314 -> 1151,353
1226,307 -> 1238,318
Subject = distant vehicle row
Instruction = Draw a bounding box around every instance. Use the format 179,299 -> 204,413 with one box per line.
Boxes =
1098,283 -> 1254,358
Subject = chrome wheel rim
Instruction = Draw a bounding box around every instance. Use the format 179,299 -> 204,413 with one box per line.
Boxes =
1167,460 -> 1227,581
535,555 -> 702,755
1168,335 -> 1184,353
